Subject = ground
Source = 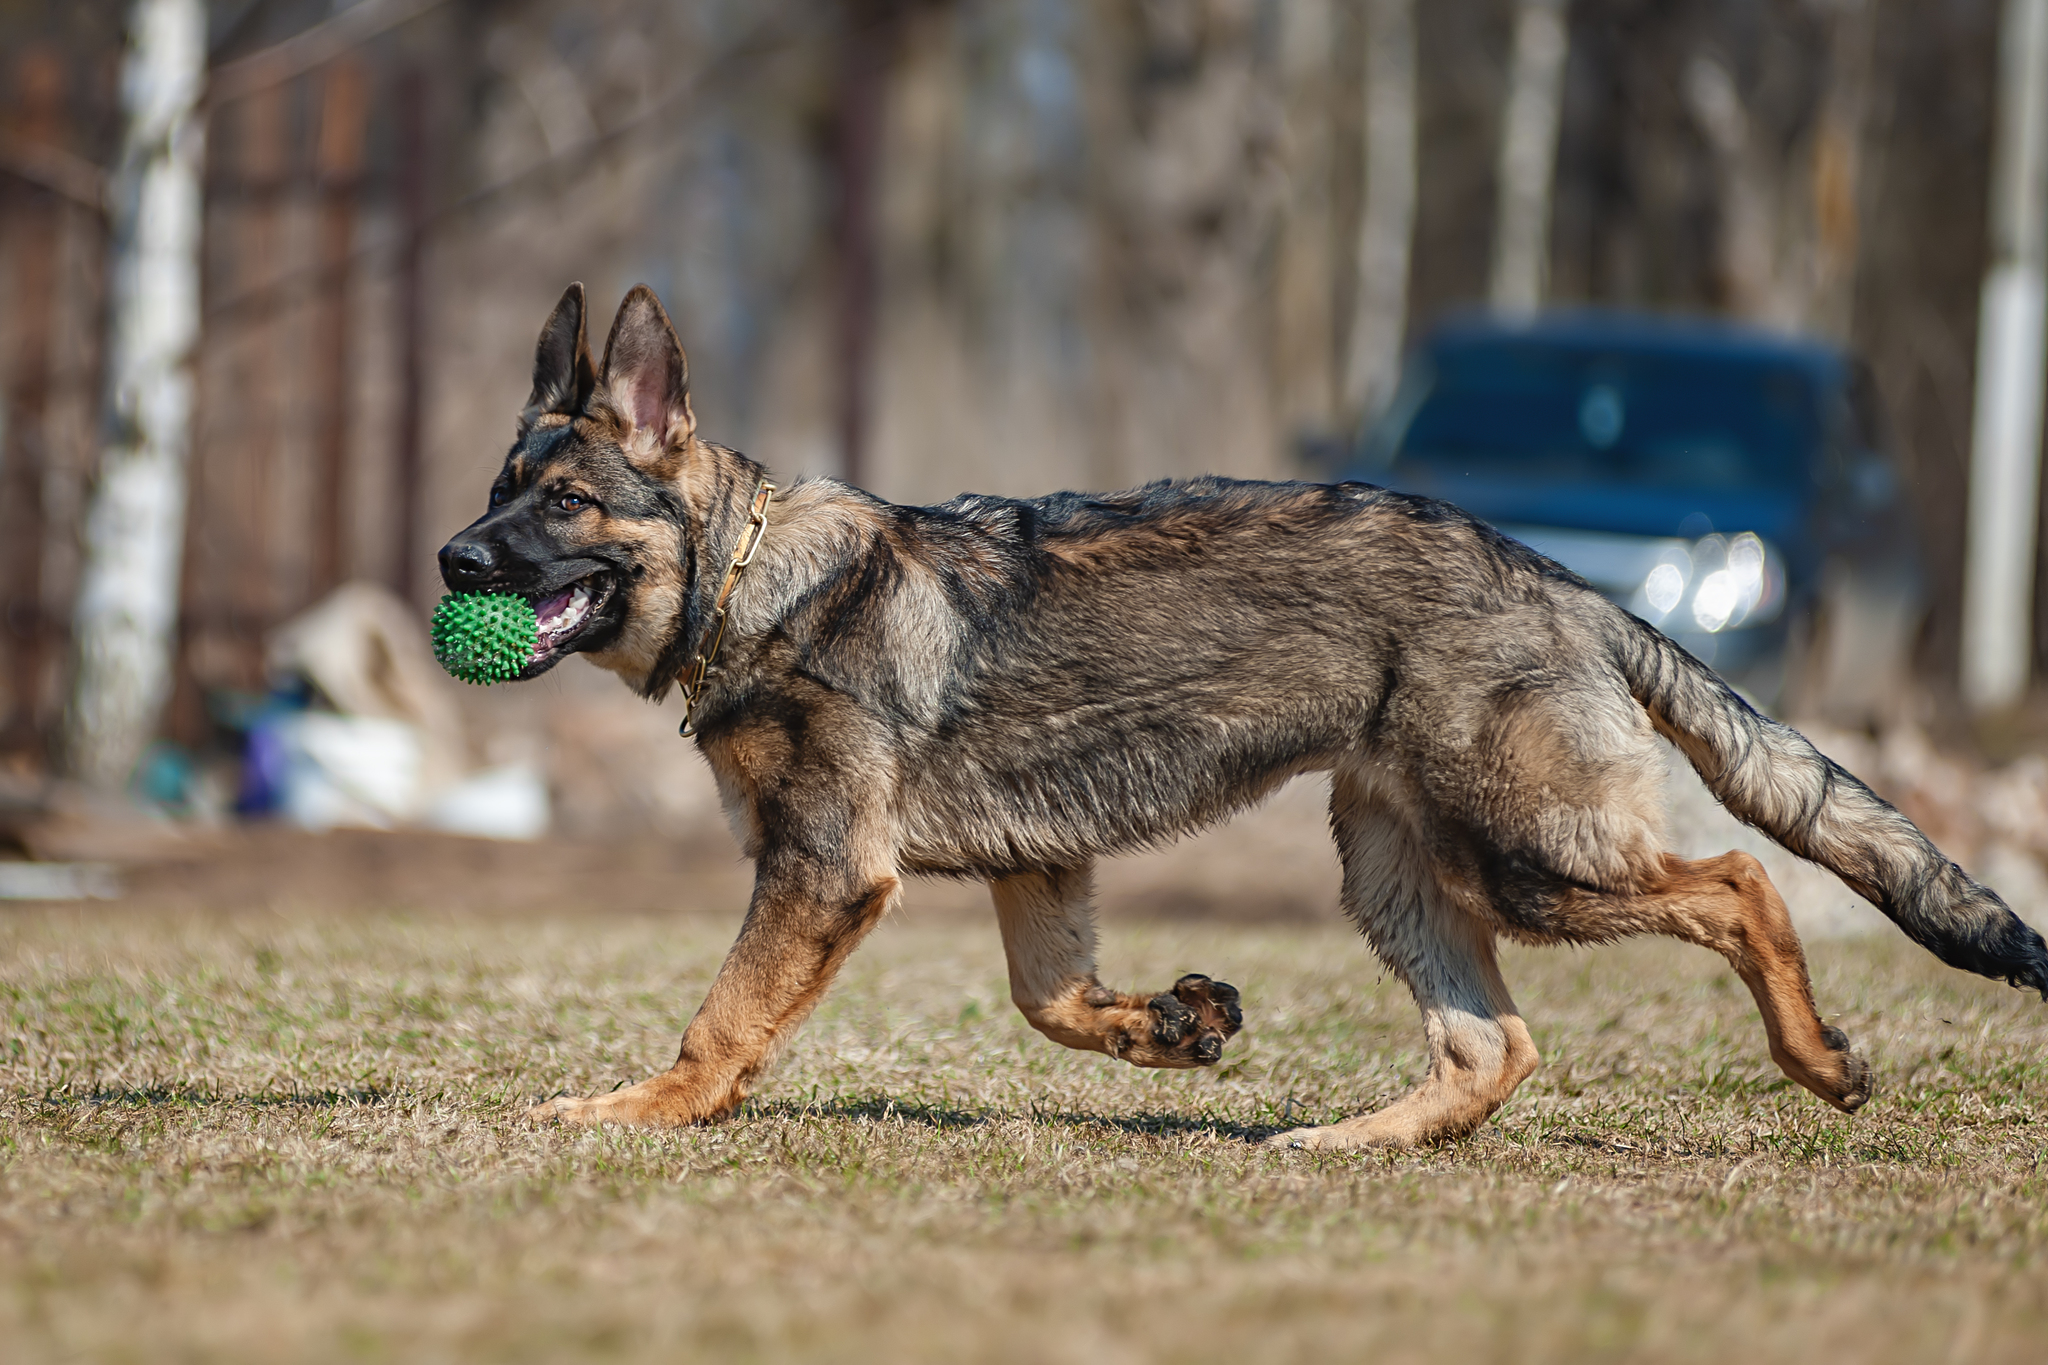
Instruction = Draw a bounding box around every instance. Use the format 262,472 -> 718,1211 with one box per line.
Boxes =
3,871 -> 2046,1363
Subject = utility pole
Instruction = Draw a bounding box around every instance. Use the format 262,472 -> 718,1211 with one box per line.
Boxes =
1490,0 -> 1570,317
1963,0 -> 2048,710
65,0 -> 207,790
1342,0 -> 1418,426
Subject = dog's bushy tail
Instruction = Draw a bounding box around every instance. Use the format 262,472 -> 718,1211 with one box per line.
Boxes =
1611,616 -> 2048,998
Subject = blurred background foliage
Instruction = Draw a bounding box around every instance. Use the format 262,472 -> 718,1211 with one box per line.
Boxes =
0,0 -> 2025,831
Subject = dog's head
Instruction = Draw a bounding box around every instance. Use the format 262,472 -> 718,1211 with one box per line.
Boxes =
438,283 -> 711,692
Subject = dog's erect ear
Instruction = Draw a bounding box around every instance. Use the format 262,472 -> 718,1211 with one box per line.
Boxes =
593,284 -> 696,474
520,283 -> 597,431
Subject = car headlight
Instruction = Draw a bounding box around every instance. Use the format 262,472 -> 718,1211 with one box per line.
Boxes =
1629,531 -> 1783,633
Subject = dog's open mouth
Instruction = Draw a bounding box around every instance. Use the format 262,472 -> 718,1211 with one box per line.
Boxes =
521,572 -> 618,675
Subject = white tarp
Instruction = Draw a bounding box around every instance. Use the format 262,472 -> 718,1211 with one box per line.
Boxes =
264,583 -> 550,840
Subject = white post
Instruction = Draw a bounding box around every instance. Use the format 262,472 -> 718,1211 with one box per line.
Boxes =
1490,0 -> 1570,317
65,0 -> 208,789
1963,0 -> 2048,711
1342,0 -> 1417,425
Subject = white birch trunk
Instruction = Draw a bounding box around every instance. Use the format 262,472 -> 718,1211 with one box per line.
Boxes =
1342,0 -> 1417,425
1489,0 -> 1569,316
1963,0 -> 2048,710
65,0 -> 208,789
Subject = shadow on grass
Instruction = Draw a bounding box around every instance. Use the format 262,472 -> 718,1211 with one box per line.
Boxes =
741,1094 -> 1285,1143
43,1085 -> 390,1110
1043,1109 -> 1284,1143
742,1095 -> 994,1131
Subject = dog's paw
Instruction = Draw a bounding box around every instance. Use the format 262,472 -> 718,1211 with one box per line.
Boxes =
522,1071 -> 739,1128
1123,973 -> 1241,1068
1262,1121 -> 1414,1152
1815,1024 -> 1874,1113
525,1094 -> 606,1127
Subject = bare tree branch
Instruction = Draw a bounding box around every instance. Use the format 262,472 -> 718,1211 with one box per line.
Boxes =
209,0 -> 450,103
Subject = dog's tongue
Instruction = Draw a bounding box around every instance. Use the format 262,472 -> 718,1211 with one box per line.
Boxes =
531,583 -> 593,660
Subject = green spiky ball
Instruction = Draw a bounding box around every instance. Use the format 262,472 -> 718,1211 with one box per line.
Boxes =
431,592 -> 538,685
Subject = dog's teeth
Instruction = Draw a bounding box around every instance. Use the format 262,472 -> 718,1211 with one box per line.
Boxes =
534,583 -> 596,647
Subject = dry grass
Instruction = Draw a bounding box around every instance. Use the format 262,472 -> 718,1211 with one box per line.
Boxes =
3,891 -> 2047,1363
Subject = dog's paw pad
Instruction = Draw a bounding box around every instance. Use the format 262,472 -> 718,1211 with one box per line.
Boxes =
1128,973 -> 1243,1067
1171,973 -> 1244,1038
1147,991 -> 1196,1047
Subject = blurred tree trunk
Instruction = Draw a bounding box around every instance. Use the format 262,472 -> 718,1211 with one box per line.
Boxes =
393,64 -> 430,606
834,2 -> 900,492
232,77 -> 286,665
1343,0 -> 1417,426
1271,0 -> 1341,442
1684,53 -> 1782,324
2,49 -> 66,761
1808,0 -> 1875,341
1681,5 -> 1873,337
309,55 -> 367,599
65,0 -> 206,791
1490,0 -> 1568,315
1091,0 -> 1286,486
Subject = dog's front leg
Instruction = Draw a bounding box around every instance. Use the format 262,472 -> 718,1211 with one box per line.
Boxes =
991,865 -> 1242,1068
528,848 -> 899,1129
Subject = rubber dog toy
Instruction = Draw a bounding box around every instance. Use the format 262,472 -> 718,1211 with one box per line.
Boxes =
430,592 -> 537,685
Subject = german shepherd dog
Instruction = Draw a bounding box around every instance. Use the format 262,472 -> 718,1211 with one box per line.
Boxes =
440,284 -> 2048,1149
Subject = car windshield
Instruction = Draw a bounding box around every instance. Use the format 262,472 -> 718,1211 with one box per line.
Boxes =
1371,341 -> 1823,492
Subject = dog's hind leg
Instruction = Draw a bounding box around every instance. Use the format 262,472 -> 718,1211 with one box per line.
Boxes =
991,864 -> 1242,1069
1269,773 -> 1539,1150
1558,851 -> 1872,1112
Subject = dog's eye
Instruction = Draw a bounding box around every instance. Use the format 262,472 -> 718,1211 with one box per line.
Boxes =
489,485 -> 509,508
558,493 -> 589,512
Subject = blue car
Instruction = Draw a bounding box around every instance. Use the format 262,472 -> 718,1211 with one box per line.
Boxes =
1342,310 -> 1917,704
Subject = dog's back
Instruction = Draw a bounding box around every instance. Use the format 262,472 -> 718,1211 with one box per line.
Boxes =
800,478 -> 1659,891
747,472 -> 2045,1005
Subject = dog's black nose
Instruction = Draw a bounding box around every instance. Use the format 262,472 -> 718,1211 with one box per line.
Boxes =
439,539 -> 498,588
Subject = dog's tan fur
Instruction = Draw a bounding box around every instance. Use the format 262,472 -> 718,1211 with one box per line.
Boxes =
436,285 -> 2047,1148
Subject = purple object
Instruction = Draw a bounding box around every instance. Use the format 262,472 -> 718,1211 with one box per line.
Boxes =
236,719 -> 291,816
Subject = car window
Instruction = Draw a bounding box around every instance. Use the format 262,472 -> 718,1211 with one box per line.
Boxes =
1376,342 -> 1822,492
